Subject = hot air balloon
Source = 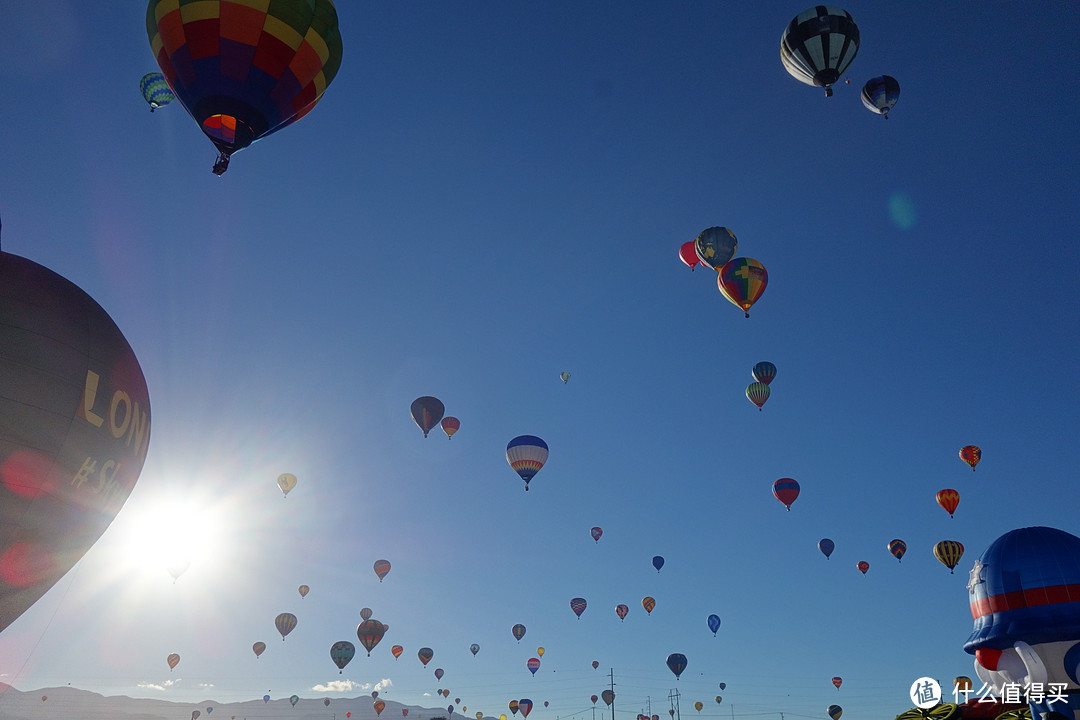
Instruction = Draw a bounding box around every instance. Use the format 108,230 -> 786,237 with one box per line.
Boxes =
375,701 -> 386,716
290,696 -> 299,708
331,641 -> 355,673
752,361 -> 777,385
694,227 -> 738,271
560,371 -> 571,383
373,692 -> 379,699
707,614 -> 721,636
591,696 -> 598,705
470,643 -> 480,656
519,701 -> 533,719
590,527 -> 603,543
277,473 -> 297,497
326,700 -> 332,707
959,445 -> 981,470
0,251 -> 151,635
449,706 -> 455,716
818,538 -> 835,559
772,478 -> 800,510
592,661 -> 600,670
666,653 -> 687,679
207,706 -> 213,714
435,668 -> 444,680
719,684 -> 726,691
298,584 -> 310,598
856,561 -> 869,575
41,697 -> 47,702
275,612 -> 297,640
642,596 -> 656,615
404,710 -> 409,717
718,258 -> 768,317
166,556 -> 190,582
936,489 -> 960,518
616,604 -> 629,621
602,691 -> 615,707
832,677 -> 842,690
140,72 -> 174,111
933,540 -> 964,574
512,624 -> 527,642
441,417 -> 461,439
695,703 -> 703,712
746,382 -> 771,410
478,714 -> 484,719
418,647 -> 434,665
888,539 -> 907,562
264,696 -> 270,704
167,653 -> 180,670
527,657 -> 541,675
509,701 -> 519,715
360,607 -> 373,620
410,397 -> 444,437
780,7 -> 860,97
193,712 -> 201,720
570,597 -> 587,618
652,555 -> 665,572
827,705 -> 843,720
146,0 -> 343,174
506,436 -> 548,490
715,697 -> 722,705
392,644 -> 403,659
861,75 -> 900,118
679,241 -> 701,271
374,559 -> 391,581
536,647 -> 545,657
356,619 -> 388,655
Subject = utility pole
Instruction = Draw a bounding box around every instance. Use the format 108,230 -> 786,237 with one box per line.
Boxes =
609,668 -> 617,720
667,689 -> 680,720
646,696 -> 652,720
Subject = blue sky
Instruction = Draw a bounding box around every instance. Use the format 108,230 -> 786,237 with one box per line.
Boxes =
1,3 -> 1079,720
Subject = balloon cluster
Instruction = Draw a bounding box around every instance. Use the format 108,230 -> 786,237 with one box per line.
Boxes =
679,227 -> 769,319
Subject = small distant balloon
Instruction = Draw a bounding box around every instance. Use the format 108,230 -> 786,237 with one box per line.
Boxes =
277,473 -> 297,497
888,539 -> 907,563
264,696 -> 270,704
392,644 -> 403,659
831,677 -> 842,690
441,416 -> 461,439
818,538 -> 834,559
298,584 -> 310,598
290,696 -> 299,708
167,653 -> 180,670
715,697 -> 723,705
375,701 -> 386,716
602,691 -> 615,707
374,559 -> 392,582
719,683 -> 726,691
537,646 -> 545,657
167,557 -> 190,582
591,526 -> 603,543
695,703 -> 703,712
936,489 -> 960,518
642,596 -> 656,615
360,607 -> 373,620
140,72 -> 174,111
694,227 -> 738,271
679,241 -> 701,271
746,382 -> 771,410
954,676 -> 972,692
591,696 -> 598,705
330,640 -> 355,673
519,700 -> 533,719
275,612 -> 297,640
193,712 -> 201,720
560,371 -> 571,383
861,75 -> 900,118
827,706 -> 842,720
772,478 -> 800,510
326,700 -> 332,707
527,657 -> 541,675
570,597 -> 587,618
959,445 -> 981,470
418,647 -> 434,665
666,653 -> 687,679
470,643 -> 480,656
652,555 -> 665,572
707,614 -> 721,636
512,623 -> 527,642
592,661 -> 600,670
435,668 -> 444,680
410,396 -> 445,437
857,561 -> 869,575
616,603 -> 629,621
509,701 -> 519,715
933,540 -> 965,574
506,436 -> 548,491
752,361 -> 777,385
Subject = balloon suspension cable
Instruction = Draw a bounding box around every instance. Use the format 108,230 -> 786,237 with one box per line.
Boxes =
212,152 -> 232,176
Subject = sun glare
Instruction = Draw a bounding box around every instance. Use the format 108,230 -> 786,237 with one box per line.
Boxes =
120,497 -> 221,583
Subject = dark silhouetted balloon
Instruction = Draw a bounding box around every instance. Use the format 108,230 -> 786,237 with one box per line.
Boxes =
666,653 -> 687,679
411,397 -> 445,437
861,75 -> 900,118
0,252 -> 151,635
818,538 -> 834,559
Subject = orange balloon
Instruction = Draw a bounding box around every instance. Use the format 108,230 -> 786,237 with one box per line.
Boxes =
936,489 -> 960,518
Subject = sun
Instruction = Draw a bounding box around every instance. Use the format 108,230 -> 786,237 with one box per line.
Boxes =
116,493 -> 223,583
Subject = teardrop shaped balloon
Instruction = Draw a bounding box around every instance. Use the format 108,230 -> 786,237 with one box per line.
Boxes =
374,559 -> 391,582
602,691 -> 615,707
959,445 -> 981,470
265,697 -> 271,704
570,597 -> 587,618
325,700 -> 332,707
679,241 -> 701,271
831,677 -> 842,690
331,641 -> 355,673
356,619 -> 388,655
615,604 -> 629,621
289,696 -> 299,708
590,526 -> 603,543
519,700 -> 533,719
167,653 -> 180,670
435,668 -> 445,680
752,361 -> 777,385
360,607 -> 373,621
818,538 -> 834,559
373,692 -> 379,699
718,258 -> 768,317
560,371 -> 571,383
252,641 -> 266,658
772,478 -> 800,510
298,584 -> 310,598
140,72 -> 174,111
506,436 -> 548,491
694,227 -> 738,270
707,614 -> 721,636
780,7 -> 860,97
511,623 -> 527,642
509,701 -> 519,715
193,712 -> 201,720
827,705 -> 843,720
888,539 -> 907,563
856,561 -> 869,575
746,382 -> 771,411
591,696 -> 598,705
652,555 -> 664,572
277,473 -> 297,497
536,647 -> 545,657
375,701 -> 386,716
666,653 -> 687,679
441,417 -> 461,439
592,661 -> 600,670
861,75 -> 900,118
391,644 -> 403,659
470,643 -> 480,656
936,489 -> 960,518
527,657 -> 541,675
715,697 -> 722,705
718,684 -> 726,691
410,396 -> 445,438
275,612 -> 297,640
418,647 -> 434,665
695,703 -> 703,712
933,540 -> 964,574
642,596 -> 655,615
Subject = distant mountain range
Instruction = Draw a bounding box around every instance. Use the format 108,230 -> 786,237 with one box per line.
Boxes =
0,684 -> 459,720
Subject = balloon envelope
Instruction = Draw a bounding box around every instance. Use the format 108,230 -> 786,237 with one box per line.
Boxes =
331,641 -> 355,673
857,561 -> 869,574
818,538 -> 835,559
591,526 -> 603,543
707,614 -> 721,635
375,701 -> 386,716
410,397 -> 445,437
519,700 -> 533,719
746,382 -> 771,410
666,653 -> 687,679
290,696 -> 299,708
252,642 -> 266,658
652,555 -> 664,572
374,559 -> 391,581
772,478 -> 800,510
470,643 -> 480,656
602,691 -> 615,707
0,253 -> 151,634
936,489 -> 960,517
506,436 -> 548,490
832,677 -> 842,690
560,371 -> 571,383
888,539 -> 907,562
140,72 -> 174,110
570,597 -> 587,617
298,584 -> 309,598
679,241 -> 701,270
434,668 -> 444,680
616,603 -> 629,620
441,417 -> 461,439
694,227 -> 738,270
277,473 -> 297,496
512,623 -> 527,641
642,596 -> 656,614
356,619 -> 388,655
391,644 -> 403,658
527,657 -> 541,675
275,612 -> 297,639
780,7 -> 860,96
167,653 -> 180,670
827,705 -> 843,720
418,647 -> 434,665
960,445 -> 981,470
718,257 -> 768,317
933,540 -> 965,573
861,75 -> 900,117
360,607 -> 373,620
752,361 -> 777,385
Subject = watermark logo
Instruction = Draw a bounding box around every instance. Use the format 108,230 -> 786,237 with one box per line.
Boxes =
910,677 -> 942,709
